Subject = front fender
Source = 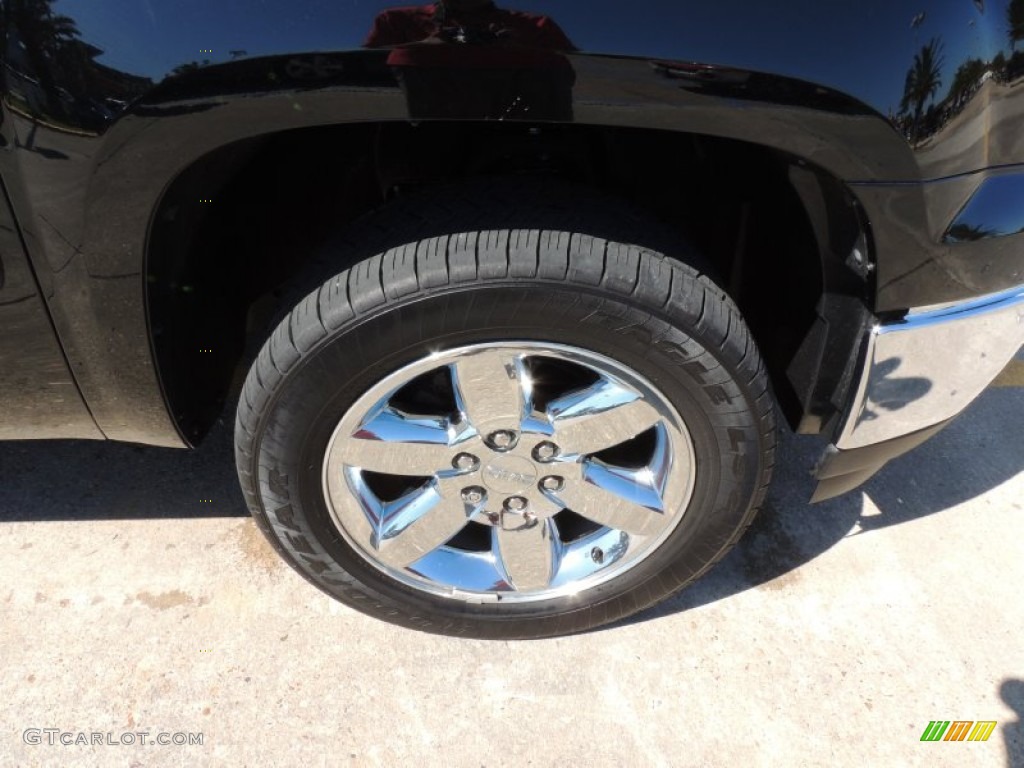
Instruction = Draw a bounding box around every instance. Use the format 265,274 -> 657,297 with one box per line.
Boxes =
2,0 -> 1021,445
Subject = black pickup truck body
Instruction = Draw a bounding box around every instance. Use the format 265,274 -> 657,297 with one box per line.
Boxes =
3,0 -> 1023,498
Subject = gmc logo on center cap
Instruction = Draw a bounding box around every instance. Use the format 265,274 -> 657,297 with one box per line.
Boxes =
486,466 -> 533,485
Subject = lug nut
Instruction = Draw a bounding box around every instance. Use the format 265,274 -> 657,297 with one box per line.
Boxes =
533,442 -> 559,462
487,430 -> 518,451
452,453 -> 479,472
503,496 -> 529,513
462,487 -> 486,505
591,547 -> 605,565
540,476 -> 564,492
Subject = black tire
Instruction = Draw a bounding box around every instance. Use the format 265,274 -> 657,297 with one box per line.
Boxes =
235,180 -> 775,639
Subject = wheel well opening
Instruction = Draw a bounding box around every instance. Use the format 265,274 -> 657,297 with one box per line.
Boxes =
146,122 -> 869,444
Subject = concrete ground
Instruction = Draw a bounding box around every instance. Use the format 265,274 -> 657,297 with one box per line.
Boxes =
2,355 -> 1022,768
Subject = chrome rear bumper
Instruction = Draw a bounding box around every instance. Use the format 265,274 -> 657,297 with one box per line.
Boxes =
813,284 -> 1024,501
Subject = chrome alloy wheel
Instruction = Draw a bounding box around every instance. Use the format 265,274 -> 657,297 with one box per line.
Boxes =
322,342 -> 697,603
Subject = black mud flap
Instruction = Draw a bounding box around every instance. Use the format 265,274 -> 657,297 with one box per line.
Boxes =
811,420 -> 952,503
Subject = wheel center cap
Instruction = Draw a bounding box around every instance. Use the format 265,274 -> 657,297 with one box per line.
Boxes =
482,455 -> 537,494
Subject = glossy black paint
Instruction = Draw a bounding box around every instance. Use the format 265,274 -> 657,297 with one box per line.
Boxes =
0,175 -> 101,439
944,170 -> 1024,242
855,172 -> 1024,310
1,0 -> 1023,445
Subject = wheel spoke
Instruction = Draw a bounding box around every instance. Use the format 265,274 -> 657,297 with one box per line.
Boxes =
493,517 -> 562,592
339,406 -> 454,476
551,460 -> 667,537
451,349 -> 529,432
372,480 -> 476,568
547,378 -> 662,456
